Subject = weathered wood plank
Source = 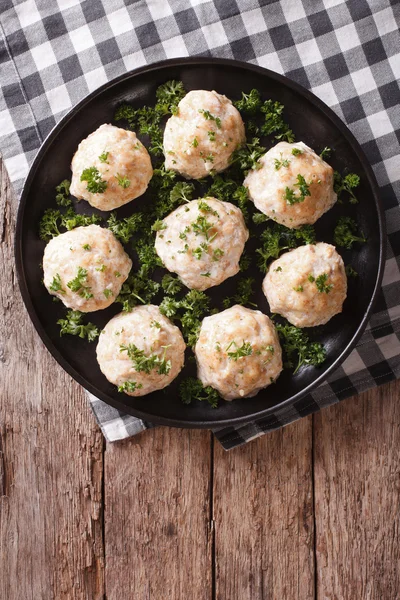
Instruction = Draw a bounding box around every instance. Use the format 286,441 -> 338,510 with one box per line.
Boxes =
104,428 -> 212,599
0,159 -> 105,600
213,417 -> 314,600
314,380 -> 400,599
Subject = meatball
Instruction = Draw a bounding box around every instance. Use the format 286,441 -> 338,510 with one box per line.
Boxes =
195,305 -> 283,401
155,197 -> 249,291
43,224 -> 132,312
244,141 -> 337,228
70,124 -> 153,211
263,242 -> 347,328
164,90 -> 245,179
96,305 -> 186,396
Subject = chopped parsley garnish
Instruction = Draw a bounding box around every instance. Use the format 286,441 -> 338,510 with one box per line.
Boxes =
226,340 -> 253,361
49,273 -> 65,294
96,264 -> 106,272
333,216 -> 366,249
80,167 -> 107,193
291,148 -> 303,156
118,381 -> 143,393
284,174 -> 311,205
39,209 -> 62,241
55,179 -> 72,207
192,215 -> 214,240
293,285 -> 304,292
333,172 -> 360,204
192,137 -> 199,148
198,200 -> 219,216
107,212 -> 143,244
61,208 -> 102,231
116,173 -> 130,188
319,147 -> 331,160
252,212 -> 269,225
151,320 -> 161,328
67,267 -> 93,299
212,248 -> 224,261
274,155 -> 291,170
275,320 -> 326,374
198,109 -> 222,128
230,137 -> 265,173
159,290 -> 210,347
116,273 -> 160,311
169,181 -> 195,206
57,310 -> 99,341
99,151 -> 109,163
308,273 -> 332,293
207,130 -> 216,141
82,244 -> 91,250
103,289 -> 113,299
179,377 -> 219,408
120,343 -> 171,375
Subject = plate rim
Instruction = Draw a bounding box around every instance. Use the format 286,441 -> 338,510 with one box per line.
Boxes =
14,57 -> 387,428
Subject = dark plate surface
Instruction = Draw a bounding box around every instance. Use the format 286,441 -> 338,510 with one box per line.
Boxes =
15,58 -> 385,428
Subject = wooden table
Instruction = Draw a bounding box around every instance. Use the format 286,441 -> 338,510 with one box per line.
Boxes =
1,159 -> 399,600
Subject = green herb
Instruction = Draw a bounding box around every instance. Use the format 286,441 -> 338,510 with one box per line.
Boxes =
192,137 -> 199,148
159,290 -> 210,347
201,272 -> 211,277
198,109 -> 222,128
274,155 -> 290,170
192,215 -> 214,240
345,265 -> 358,277
120,343 -> 171,375
99,151 -> 109,163
314,273 -> 333,294
39,208 -> 62,241
319,147 -> 331,160
260,99 -> 294,142
208,130 -> 216,141
198,200 -> 219,216
226,340 -> 253,361
223,277 -> 255,309
275,266 -> 282,272
118,381 -> 143,393
169,181 -> 195,206
293,285 -> 304,292
333,172 -> 360,204
179,377 -> 219,408
55,179 -> 72,207
333,216 -> 366,249
161,274 -> 182,295
275,320 -> 326,374
80,167 -> 107,193
67,267 -> 93,299
155,79 -> 186,114
116,173 -> 130,188
82,244 -> 91,250
212,248 -> 224,261
284,174 -> 311,205
135,242 -> 162,277
57,310 -> 99,341
291,148 -> 303,156
151,219 -> 167,232
103,289 -> 113,299
204,153 -> 214,163
116,273 -> 160,311
96,264 -> 106,272
61,208 -> 102,231
107,212 -> 143,244
230,137 -> 265,173
151,320 -> 161,328
234,89 -> 262,115
252,212 -> 269,225
49,273 -> 65,294
256,222 -> 316,271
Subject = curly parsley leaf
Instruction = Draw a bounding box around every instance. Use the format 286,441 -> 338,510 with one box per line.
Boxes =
55,179 -> 72,207
334,172 -> 360,204
230,137 -> 265,174
107,212 -> 143,244
159,289 -> 210,347
118,381 -> 143,393
180,377 -> 219,408
319,147 -> 331,160
61,208 -> 102,231
284,174 -> 311,205
39,208 -> 62,241
226,340 -> 253,361
234,89 -> 262,115
115,273 -> 160,311
260,99 -> 294,142
57,310 -> 99,341
67,267 -> 93,299
308,273 -> 333,294
120,343 -> 171,375
161,274 -> 182,295
333,216 -> 366,249
223,277 -> 256,309
275,320 -> 326,374
80,167 -> 107,193
49,273 -> 65,294
256,222 -> 316,271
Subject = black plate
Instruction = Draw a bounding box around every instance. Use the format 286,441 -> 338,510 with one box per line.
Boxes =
15,58 -> 385,428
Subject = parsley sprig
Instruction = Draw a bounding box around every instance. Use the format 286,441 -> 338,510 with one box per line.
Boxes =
180,377 -> 219,408
67,267 -> 93,299
80,167 -> 107,193
57,310 -> 99,341
333,216 -> 366,249
120,343 -> 171,375
275,320 -> 326,374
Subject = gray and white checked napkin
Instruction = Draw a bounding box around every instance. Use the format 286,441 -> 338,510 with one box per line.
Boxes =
1,0 -> 399,449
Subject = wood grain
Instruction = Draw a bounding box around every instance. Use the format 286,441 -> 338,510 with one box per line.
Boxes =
213,417 -> 315,600
0,159 -> 105,600
314,380 -> 400,600
104,428 -> 212,599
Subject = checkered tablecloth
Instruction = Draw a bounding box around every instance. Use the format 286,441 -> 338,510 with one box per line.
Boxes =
1,0 -> 399,449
